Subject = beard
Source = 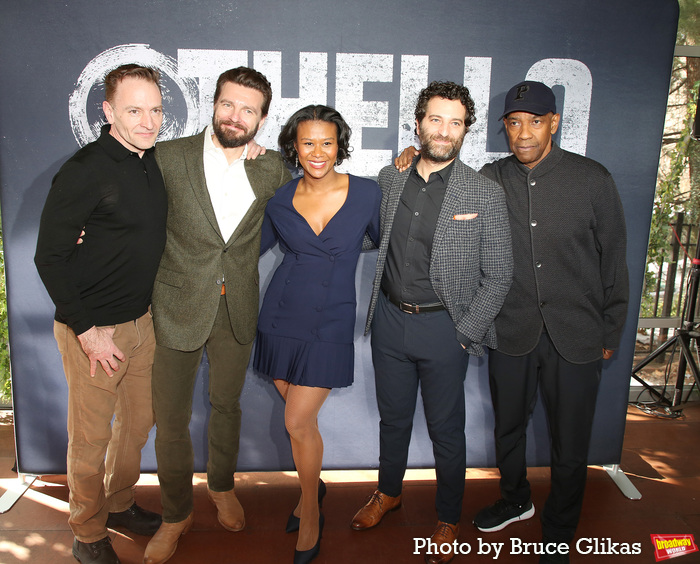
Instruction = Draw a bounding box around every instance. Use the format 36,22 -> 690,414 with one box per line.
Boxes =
213,117 -> 259,148
420,131 -> 465,163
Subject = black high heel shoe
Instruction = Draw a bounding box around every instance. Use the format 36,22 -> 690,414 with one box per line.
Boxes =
293,513 -> 324,564
285,479 -> 326,533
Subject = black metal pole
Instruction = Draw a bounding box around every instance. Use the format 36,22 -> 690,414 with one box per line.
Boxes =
671,226 -> 700,406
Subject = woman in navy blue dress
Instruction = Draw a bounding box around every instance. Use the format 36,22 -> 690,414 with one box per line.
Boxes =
254,105 -> 380,563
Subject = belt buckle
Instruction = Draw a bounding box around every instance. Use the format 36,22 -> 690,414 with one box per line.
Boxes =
399,301 -> 416,314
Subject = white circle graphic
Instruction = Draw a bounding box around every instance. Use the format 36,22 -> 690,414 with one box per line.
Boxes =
69,43 -> 199,146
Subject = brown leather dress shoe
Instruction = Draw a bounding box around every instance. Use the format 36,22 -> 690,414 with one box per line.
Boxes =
142,513 -> 193,564
425,521 -> 460,564
351,490 -> 402,530
208,487 -> 245,532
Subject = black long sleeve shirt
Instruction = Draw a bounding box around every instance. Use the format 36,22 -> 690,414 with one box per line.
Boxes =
35,125 -> 167,335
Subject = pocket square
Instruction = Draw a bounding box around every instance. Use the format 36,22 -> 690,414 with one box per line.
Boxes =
453,213 -> 478,220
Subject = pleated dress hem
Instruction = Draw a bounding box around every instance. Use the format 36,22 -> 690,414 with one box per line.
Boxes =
253,330 -> 354,389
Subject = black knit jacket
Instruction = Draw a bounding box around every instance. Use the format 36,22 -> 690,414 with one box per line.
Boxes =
480,143 -> 629,364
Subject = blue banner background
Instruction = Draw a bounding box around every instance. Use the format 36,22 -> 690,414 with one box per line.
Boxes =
0,0 -> 679,473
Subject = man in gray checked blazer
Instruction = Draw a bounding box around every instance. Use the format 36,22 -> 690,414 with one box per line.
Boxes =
144,67 -> 291,564
351,81 -> 513,564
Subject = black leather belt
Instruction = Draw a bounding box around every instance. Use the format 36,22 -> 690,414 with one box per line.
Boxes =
384,291 -> 445,314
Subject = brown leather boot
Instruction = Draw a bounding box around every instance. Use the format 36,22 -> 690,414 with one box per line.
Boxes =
208,487 -> 245,532
142,513 -> 193,564
425,521 -> 460,564
351,490 -> 402,530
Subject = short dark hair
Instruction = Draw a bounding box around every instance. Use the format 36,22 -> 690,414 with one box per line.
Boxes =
414,81 -> 476,131
104,64 -> 161,104
214,67 -> 273,116
278,105 -> 352,166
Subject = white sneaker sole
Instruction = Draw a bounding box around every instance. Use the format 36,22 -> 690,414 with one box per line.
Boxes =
474,503 -> 535,532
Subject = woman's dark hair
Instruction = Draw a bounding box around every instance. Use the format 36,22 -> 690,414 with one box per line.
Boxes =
278,105 -> 352,166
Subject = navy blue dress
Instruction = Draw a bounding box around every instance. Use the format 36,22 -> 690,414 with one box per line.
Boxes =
254,174 -> 381,388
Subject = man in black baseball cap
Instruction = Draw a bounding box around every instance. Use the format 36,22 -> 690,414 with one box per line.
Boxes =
496,80 -> 560,169
473,81 -> 629,564
499,80 -> 558,119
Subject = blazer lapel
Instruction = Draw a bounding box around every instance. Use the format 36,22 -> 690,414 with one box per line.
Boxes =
433,159 -> 466,250
186,130 -> 224,241
380,168 -> 409,251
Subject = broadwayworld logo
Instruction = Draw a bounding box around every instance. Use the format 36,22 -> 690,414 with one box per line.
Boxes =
650,534 -> 698,561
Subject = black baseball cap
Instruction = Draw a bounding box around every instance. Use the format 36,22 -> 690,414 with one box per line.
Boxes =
500,81 -> 556,120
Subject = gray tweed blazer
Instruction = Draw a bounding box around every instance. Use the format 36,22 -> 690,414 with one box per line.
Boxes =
365,158 -> 513,357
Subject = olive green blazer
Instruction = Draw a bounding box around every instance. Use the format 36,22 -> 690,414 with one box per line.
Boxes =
153,129 -> 292,351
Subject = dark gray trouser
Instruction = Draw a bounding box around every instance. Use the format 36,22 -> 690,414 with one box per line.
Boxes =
371,292 -> 470,525
152,296 -> 253,523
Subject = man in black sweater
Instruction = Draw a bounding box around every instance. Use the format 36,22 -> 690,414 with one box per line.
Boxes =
35,64 -> 167,564
474,81 -> 629,564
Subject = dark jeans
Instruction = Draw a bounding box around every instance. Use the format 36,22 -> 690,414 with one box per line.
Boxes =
488,333 -> 601,542
371,292 -> 470,525
152,296 -> 253,523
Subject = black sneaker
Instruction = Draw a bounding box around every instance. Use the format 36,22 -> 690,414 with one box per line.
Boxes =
106,503 -> 162,536
473,498 -> 535,532
72,537 -> 120,564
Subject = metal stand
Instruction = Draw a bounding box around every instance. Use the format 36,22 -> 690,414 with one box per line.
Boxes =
0,474 -> 37,513
602,464 -> 642,500
631,245 -> 700,411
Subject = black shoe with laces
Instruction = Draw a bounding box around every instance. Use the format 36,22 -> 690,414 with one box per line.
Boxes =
106,503 -> 162,536
473,498 -> 535,532
72,537 -> 120,564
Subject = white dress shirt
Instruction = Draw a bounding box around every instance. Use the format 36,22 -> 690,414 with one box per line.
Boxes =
203,124 -> 256,243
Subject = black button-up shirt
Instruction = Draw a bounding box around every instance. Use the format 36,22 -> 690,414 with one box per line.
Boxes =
382,159 -> 454,304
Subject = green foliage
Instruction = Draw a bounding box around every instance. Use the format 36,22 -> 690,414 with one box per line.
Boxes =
678,0 -> 700,45
647,111 -> 691,266
636,4 -> 699,319
0,211 -> 10,403
641,51 -> 698,319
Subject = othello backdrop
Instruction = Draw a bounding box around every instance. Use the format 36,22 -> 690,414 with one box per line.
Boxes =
0,0 -> 679,474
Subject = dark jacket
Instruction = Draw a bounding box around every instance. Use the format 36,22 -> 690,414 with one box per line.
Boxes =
480,143 -> 629,363
366,158 -> 513,357
152,130 -> 292,351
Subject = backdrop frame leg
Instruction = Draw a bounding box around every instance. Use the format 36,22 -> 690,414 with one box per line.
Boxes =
602,464 -> 642,500
0,474 -> 37,514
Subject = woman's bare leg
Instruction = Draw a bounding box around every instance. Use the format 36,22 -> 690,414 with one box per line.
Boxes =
284,383 -> 330,551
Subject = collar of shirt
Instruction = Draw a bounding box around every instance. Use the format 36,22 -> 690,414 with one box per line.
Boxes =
514,142 -> 564,177
202,124 -> 256,243
204,123 -> 249,162
412,157 -> 456,185
97,123 -> 155,162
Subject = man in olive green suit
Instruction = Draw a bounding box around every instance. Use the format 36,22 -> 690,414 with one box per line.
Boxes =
144,67 -> 291,564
